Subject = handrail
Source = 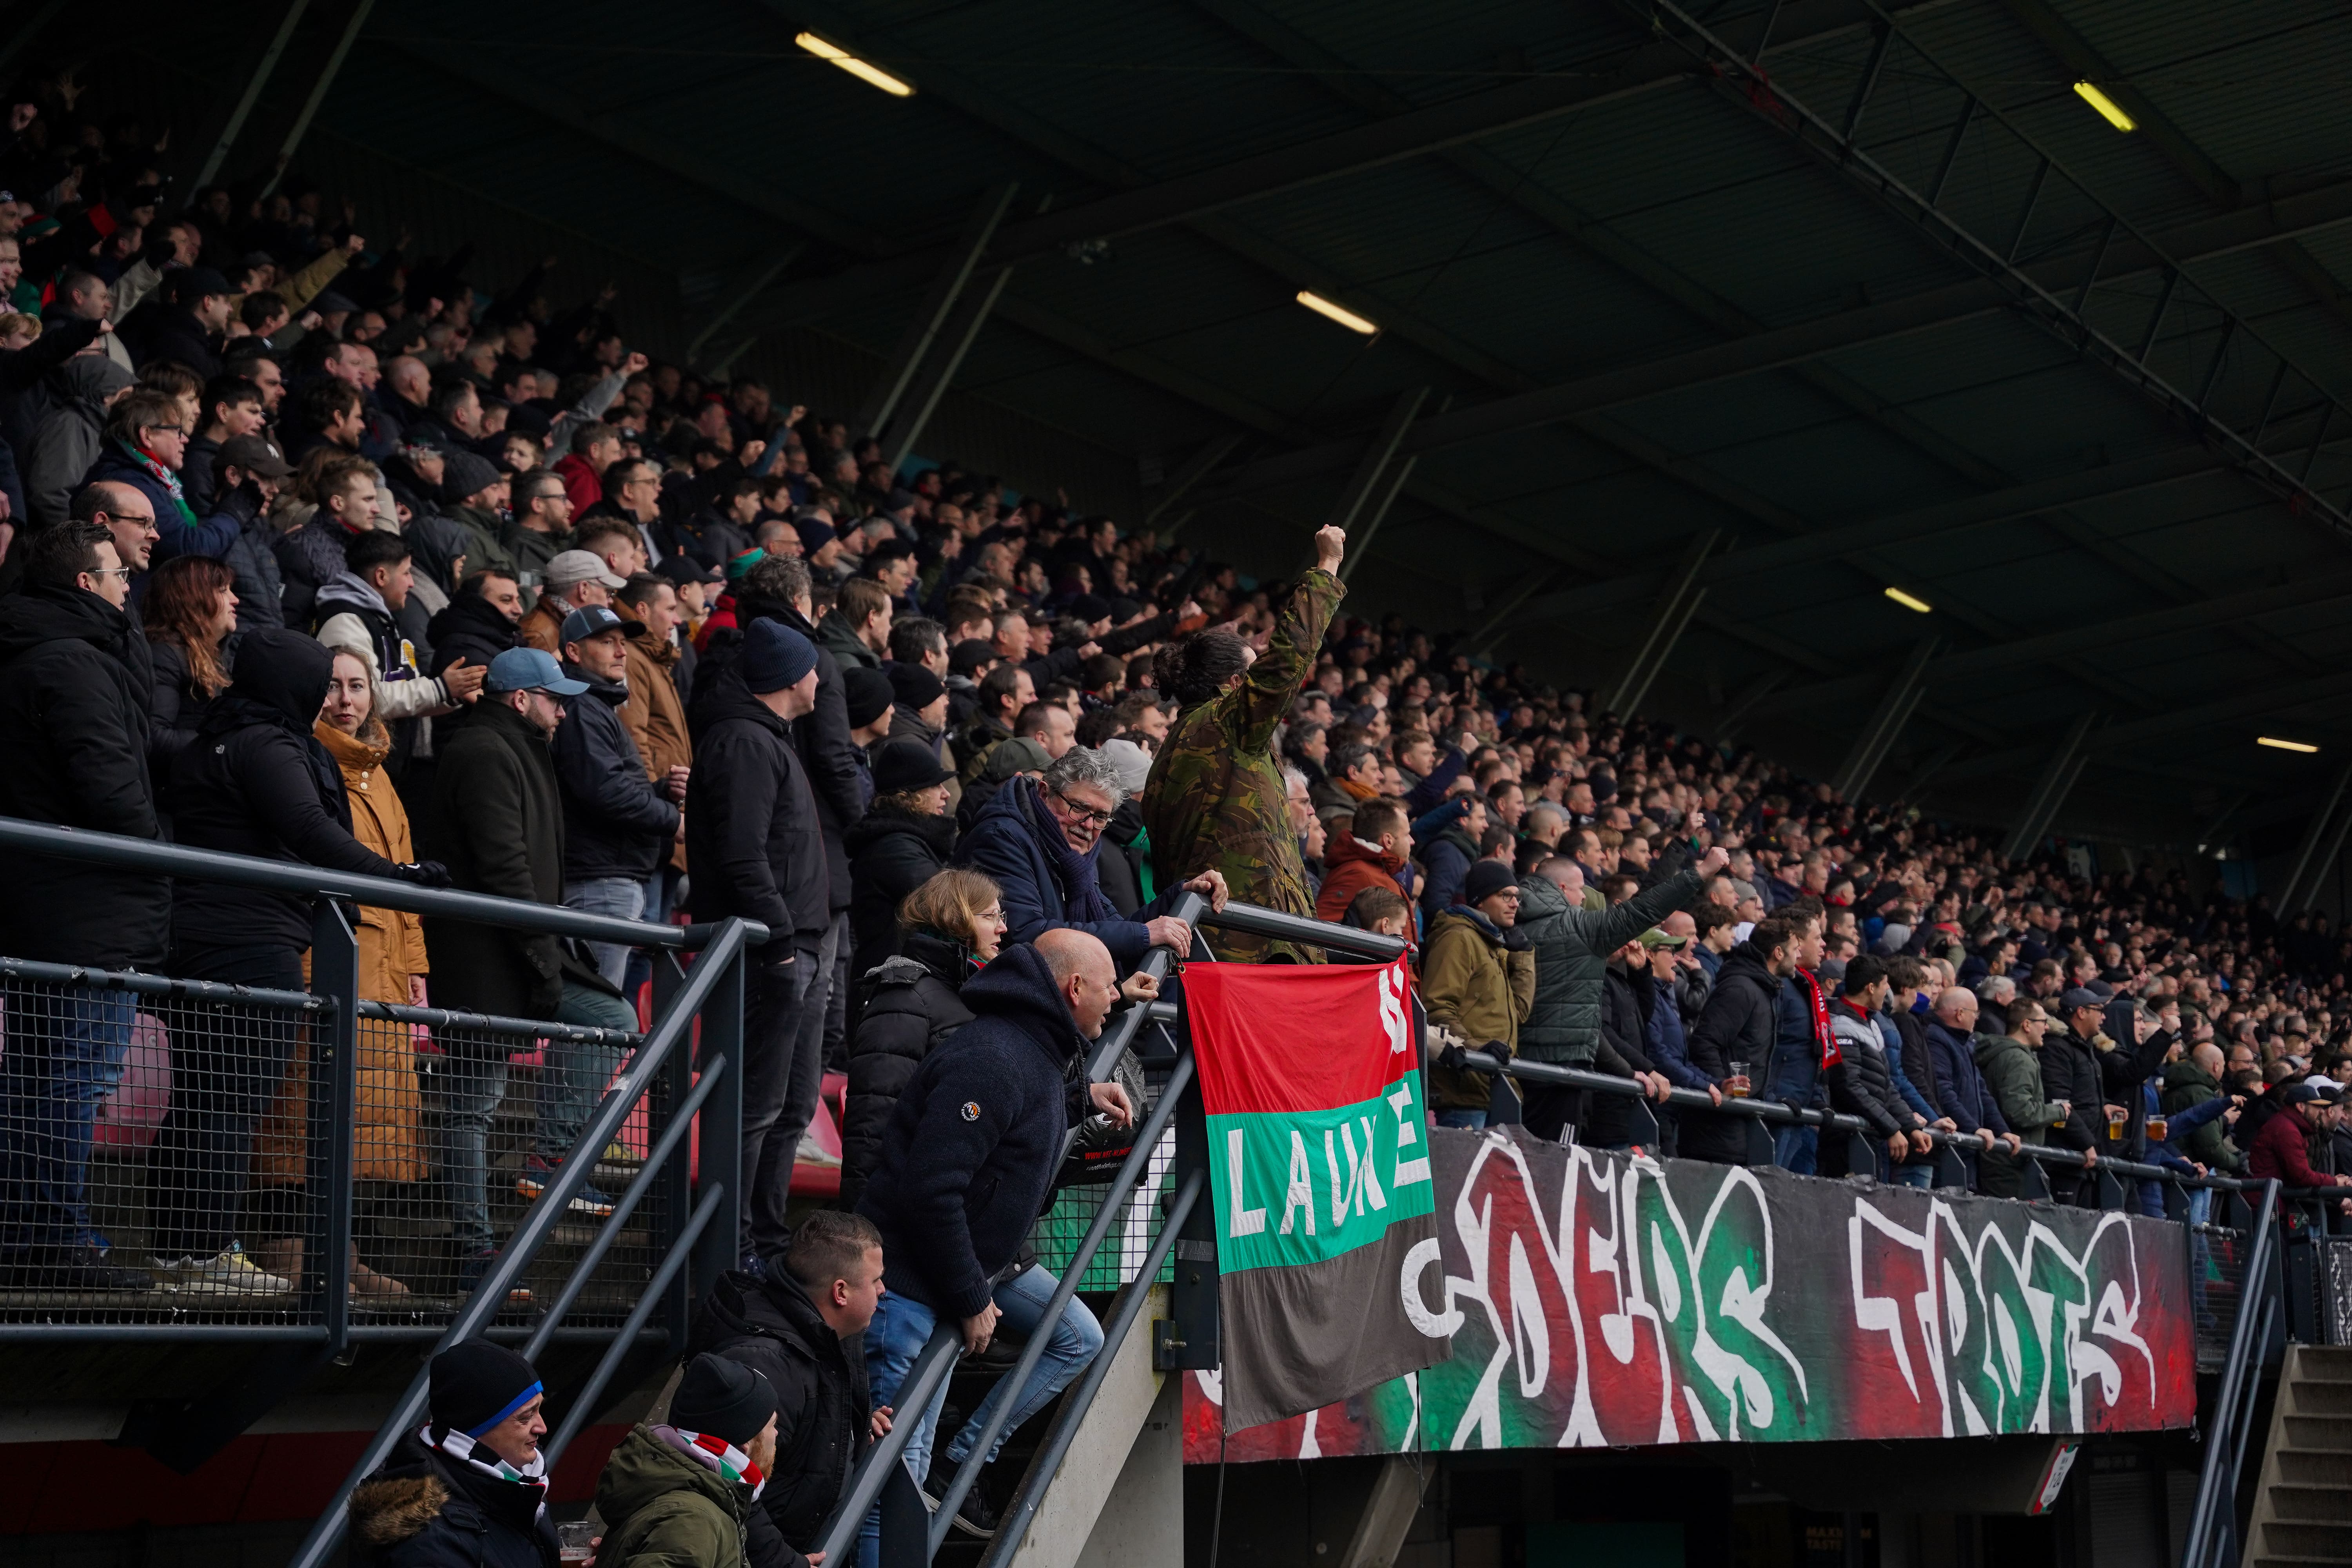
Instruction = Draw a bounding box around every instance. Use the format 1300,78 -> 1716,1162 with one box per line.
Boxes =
811,1324 -> 963,1563
1456,1049 -> 2263,1191
0,815 -> 766,950
977,1168 -> 1207,1568
1200,898 -> 1409,961
2181,1179 -> 2281,1568
281,916 -> 756,1568
929,1052 -> 1200,1551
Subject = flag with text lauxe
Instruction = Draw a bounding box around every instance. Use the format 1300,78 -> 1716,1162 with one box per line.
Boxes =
1185,955 -> 1448,1430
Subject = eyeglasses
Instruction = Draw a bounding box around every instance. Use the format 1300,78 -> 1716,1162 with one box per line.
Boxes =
85,566 -> 133,580
1051,789 -> 1113,828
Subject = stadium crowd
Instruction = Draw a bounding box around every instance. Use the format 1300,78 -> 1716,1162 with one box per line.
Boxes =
3,69 -> 2352,1568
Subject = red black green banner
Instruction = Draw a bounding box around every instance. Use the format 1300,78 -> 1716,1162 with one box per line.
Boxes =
1186,955 -> 1451,1430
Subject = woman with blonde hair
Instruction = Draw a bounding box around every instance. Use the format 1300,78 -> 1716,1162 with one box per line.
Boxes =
840,868 -> 1005,1211
250,646 -> 429,1298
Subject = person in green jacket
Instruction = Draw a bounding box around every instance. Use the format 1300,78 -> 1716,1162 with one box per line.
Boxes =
1973,996 -> 2080,1198
1142,525 -> 1345,962
595,1354 -> 779,1568
2161,1042 -> 2245,1175
1514,847 -> 1726,1141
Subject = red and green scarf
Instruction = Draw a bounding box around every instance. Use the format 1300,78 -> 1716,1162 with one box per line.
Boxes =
653,1424 -> 767,1501
1796,968 -> 1841,1069
118,439 -> 200,535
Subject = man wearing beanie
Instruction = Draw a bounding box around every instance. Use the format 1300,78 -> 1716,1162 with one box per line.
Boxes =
688,1209 -> 891,1568
1421,855 -> 1537,1130
842,666 -> 895,790
350,1340 -> 559,1568
594,1354 -> 778,1568
686,618 -> 831,1264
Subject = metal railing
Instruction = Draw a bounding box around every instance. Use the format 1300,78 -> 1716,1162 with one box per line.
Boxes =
2182,1180 -> 2282,1568
0,817 -> 760,1568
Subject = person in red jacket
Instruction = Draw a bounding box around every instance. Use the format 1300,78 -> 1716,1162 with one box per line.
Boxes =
1315,796 -> 1410,924
2247,1081 -> 2352,1214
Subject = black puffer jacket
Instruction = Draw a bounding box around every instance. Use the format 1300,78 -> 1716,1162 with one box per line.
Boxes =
842,930 -> 975,1211
427,588 -> 524,679
0,581 -> 165,967
843,802 -> 956,983
168,627 -> 406,956
209,483 -> 287,631
2041,1026 -> 2106,1154
348,1428 -> 558,1568
1824,1004 -> 1909,1150
1682,941 -> 1780,1163
1586,962 -> 1658,1147
144,634 -> 214,784
550,666 -> 678,882
687,1269 -> 874,1568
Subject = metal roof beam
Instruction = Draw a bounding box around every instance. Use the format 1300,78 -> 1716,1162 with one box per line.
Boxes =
1189,173 -> 2352,503
1750,566 -> 2352,716
731,0 -> 1935,333
1990,0 -> 2352,334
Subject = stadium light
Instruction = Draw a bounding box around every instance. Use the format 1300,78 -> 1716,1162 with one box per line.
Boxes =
1883,586 -> 1933,614
1296,290 -> 1378,335
2258,736 -> 2320,753
797,33 -> 914,98
2073,81 -> 2135,132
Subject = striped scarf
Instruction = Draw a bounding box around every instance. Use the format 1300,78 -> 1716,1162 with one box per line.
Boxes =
424,1424 -> 550,1499
653,1424 -> 766,1501
116,439 -> 200,534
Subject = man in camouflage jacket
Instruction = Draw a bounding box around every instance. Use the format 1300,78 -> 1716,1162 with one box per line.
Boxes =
1143,526 -> 1346,962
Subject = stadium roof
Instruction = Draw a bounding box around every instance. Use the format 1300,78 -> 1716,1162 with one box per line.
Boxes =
49,0 -> 2352,847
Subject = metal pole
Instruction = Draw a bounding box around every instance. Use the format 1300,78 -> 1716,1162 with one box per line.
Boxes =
884,263 -> 1014,475
309,899 -> 361,1354
2276,760 -> 2352,911
694,942 -> 747,1285
858,183 -> 1018,438
686,248 -> 802,368
1141,432 -> 1244,528
193,0 -> 312,189
2000,710 -> 2098,860
1606,528 -> 1720,715
259,0 -> 377,198
1332,387 -> 1429,579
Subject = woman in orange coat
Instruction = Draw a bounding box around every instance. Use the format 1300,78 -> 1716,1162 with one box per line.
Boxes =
251,644 -> 429,1297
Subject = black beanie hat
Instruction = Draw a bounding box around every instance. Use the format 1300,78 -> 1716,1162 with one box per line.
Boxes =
429,1339 -> 543,1437
1461,859 -> 1517,908
843,665 -> 895,728
670,1353 -> 780,1448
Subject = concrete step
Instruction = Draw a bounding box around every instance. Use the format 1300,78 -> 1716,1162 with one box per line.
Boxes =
2285,1416 -> 2352,1452
2281,1452 -> 2352,1486
2299,1381 -> 2352,1415
2261,1521 -> 2352,1560
2272,1486 -> 2352,1524
2254,1557 -> 2352,1568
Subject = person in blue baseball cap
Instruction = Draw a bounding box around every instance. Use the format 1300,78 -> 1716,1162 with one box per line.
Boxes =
417,642 -> 639,1299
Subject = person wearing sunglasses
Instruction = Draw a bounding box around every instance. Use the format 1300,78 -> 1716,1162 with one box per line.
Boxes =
957,744 -> 1225,970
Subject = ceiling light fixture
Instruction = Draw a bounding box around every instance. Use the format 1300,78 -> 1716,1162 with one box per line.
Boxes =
1296,290 -> 1378,335
796,33 -> 914,97
2072,80 -> 2135,132
2258,736 -> 2320,753
1883,586 -> 1933,613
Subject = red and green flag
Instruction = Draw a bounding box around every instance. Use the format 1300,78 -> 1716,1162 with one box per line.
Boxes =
1185,955 -> 1449,1430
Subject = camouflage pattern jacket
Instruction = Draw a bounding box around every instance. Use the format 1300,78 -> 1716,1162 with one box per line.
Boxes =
1141,568 -> 1343,960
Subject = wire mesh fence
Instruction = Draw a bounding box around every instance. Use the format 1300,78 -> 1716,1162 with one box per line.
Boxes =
0,960 -> 665,1326
1031,1061 -> 1177,1293
2192,1223 -> 2250,1369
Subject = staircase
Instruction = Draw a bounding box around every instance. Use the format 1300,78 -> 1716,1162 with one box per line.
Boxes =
2245,1345 -> 2352,1568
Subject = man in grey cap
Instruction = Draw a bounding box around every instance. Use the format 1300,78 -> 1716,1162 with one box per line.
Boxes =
2042,986 -> 2123,1202
419,645 -> 641,1294
522,547 -> 626,655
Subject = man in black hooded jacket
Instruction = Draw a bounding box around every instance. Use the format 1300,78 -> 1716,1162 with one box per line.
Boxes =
0,524 -> 162,1290
350,1339 -> 559,1568
690,1209 -> 887,1568
1683,926 -> 1791,1165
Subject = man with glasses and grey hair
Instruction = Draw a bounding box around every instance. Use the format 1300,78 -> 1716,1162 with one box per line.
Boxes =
958,746 -> 1226,967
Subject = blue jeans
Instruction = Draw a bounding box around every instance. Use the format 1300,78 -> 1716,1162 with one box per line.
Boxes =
1436,1109 -> 1487,1130
859,1266 -> 1105,1568
565,877 -> 647,993
430,982 -> 637,1252
0,984 -> 134,1255
1773,1123 -> 1818,1174
148,946 -> 306,1260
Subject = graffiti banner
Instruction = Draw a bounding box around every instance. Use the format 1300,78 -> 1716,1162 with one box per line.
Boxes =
1186,956 -> 1450,1429
1184,1125 -> 2196,1459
